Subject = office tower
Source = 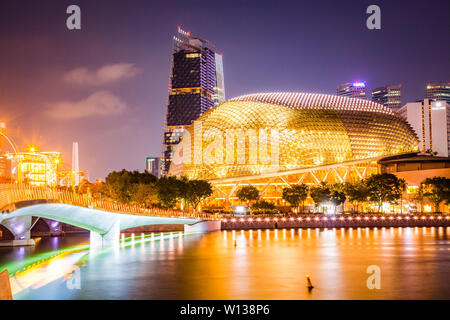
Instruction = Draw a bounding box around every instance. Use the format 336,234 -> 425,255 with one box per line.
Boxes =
0,155 -> 11,181
372,85 -> 402,111
146,157 -> 161,178
0,123 -> 11,180
162,27 -> 225,175
72,142 -> 80,186
336,82 -> 367,100
0,122 -> 6,153
398,99 -> 450,157
426,82 -> 450,103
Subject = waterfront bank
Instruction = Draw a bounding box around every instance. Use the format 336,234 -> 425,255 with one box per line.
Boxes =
221,214 -> 450,230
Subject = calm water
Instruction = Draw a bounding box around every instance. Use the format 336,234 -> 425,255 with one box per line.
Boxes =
1,227 -> 450,300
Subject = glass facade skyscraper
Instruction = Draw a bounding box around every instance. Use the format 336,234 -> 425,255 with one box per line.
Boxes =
146,157 -> 161,178
336,82 -> 367,100
426,82 -> 450,103
162,27 -> 225,175
372,85 -> 402,112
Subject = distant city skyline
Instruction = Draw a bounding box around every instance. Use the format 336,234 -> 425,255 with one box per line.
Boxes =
0,0 -> 448,179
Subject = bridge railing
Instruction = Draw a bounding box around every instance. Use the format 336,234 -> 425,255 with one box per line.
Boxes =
0,184 -> 215,220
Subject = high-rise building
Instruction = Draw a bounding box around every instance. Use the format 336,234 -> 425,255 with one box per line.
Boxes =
0,123 -> 11,181
0,122 -> 6,154
426,82 -> 450,103
398,99 -> 450,157
336,82 -> 367,100
146,157 -> 161,178
0,156 -> 11,181
372,85 -> 402,111
72,142 -> 80,186
162,27 -> 225,174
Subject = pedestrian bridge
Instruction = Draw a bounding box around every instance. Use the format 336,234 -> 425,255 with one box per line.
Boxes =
0,203 -> 208,246
0,184 -> 221,246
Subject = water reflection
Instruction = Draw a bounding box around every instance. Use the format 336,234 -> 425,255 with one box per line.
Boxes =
0,227 -> 449,300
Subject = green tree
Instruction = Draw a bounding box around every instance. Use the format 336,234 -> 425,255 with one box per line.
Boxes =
77,178 -> 92,195
282,184 -> 309,212
330,184 -> 346,208
236,185 -> 260,204
365,173 -> 406,213
185,180 -> 213,210
104,170 -> 158,203
412,184 -> 425,213
344,181 -> 369,213
156,176 -> 186,208
251,200 -> 276,214
309,182 -> 331,212
131,183 -> 159,207
421,177 -> 450,212
104,170 -> 134,202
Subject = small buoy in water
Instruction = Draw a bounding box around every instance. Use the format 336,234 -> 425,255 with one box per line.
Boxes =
306,274 -> 314,289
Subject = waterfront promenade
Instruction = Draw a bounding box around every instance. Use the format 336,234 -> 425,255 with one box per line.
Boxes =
220,214 -> 450,230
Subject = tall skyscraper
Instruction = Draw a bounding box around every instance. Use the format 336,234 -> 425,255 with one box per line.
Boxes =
0,122 -> 6,154
0,123 -> 11,180
372,85 -> 402,111
72,142 -> 80,186
146,157 -> 161,178
398,99 -> 450,157
426,82 -> 450,103
162,27 -> 225,175
336,82 -> 367,100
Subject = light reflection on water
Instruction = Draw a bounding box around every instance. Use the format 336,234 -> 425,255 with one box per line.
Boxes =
0,227 -> 449,299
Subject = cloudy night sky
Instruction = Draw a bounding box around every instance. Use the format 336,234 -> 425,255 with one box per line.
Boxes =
0,0 -> 449,180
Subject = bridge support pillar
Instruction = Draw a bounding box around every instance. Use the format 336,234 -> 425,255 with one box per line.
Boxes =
43,219 -> 63,236
184,220 -> 221,233
0,216 -> 35,247
90,219 -> 120,248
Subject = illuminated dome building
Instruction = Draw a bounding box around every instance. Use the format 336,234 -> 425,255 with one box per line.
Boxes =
170,92 -> 419,205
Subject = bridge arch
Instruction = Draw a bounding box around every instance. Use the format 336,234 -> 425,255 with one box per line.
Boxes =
0,203 -> 201,246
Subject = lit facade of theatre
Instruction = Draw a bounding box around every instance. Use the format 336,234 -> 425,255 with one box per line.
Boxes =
170,92 -> 419,205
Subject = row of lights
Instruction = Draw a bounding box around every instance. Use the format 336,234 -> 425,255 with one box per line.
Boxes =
222,216 -> 448,223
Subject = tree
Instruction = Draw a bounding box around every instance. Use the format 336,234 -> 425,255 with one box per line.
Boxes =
236,185 -> 260,203
309,182 -> 331,212
343,181 -> 369,213
330,185 -> 346,208
251,200 -> 276,214
104,170 -> 158,204
77,178 -> 92,195
104,170 -> 134,202
365,173 -> 406,213
282,184 -> 308,212
421,177 -> 450,212
412,184 -> 425,213
185,180 -> 213,210
131,183 -> 159,207
156,176 -> 186,208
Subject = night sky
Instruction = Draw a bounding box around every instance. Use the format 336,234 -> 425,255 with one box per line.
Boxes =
0,0 -> 449,180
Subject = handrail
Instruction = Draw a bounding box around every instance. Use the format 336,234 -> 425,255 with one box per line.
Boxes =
0,184 -> 214,219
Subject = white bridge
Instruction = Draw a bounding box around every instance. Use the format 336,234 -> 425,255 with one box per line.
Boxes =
0,185 -> 221,246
